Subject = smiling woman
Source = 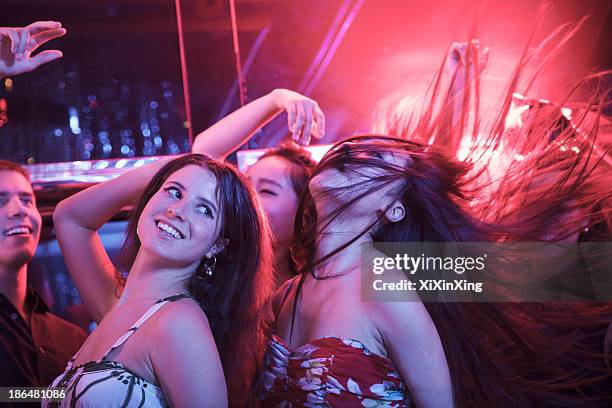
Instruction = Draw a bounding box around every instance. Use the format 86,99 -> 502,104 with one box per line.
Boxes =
46,154 -> 275,407
135,166 -> 223,267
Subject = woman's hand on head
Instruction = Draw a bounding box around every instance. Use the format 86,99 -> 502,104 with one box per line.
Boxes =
271,89 -> 326,145
0,21 -> 66,78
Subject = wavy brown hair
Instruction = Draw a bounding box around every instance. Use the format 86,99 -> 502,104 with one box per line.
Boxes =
118,154 -> 275,406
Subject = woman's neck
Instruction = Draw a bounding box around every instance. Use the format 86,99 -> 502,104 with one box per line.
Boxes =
119,250 -> 194,305
313,217 -> 373,278
274,246 -> 295,286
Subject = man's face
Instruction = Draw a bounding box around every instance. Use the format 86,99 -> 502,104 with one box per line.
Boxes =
0,171 -> 41,269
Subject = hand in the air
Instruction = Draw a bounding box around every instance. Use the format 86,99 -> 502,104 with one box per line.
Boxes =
0,21 -> 66,78
447,39 -> 490,81
272,89 -> 326,145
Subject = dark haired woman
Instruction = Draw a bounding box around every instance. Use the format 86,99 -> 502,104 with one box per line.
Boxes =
260,134 -> 612,408
192,89 -> 322,284
257,45 -> 493,408
259,36 -> 612,408
260,136 -> 491,407
44,154 -> 275,407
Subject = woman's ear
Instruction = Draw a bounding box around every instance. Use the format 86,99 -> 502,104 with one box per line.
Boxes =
384,200 -> 406,223
205,238 -> 230,258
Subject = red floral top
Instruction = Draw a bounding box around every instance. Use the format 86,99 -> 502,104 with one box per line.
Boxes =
259,334 -> 411,407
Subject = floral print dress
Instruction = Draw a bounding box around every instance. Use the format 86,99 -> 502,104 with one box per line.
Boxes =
259,333 -> 411,407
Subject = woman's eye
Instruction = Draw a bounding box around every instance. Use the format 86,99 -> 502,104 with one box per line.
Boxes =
21,198 -> 33,206
196,204 -> 213,218
165,187 -> 181,199
259,189 -> 278,196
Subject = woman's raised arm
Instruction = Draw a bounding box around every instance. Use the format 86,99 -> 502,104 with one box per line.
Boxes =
191,89 -> 325,160
53,159 -> 169,322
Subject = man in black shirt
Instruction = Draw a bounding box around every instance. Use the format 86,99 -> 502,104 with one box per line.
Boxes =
0,160 -> 87,393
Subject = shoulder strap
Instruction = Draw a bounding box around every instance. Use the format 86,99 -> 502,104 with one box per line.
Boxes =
101,293 -> 194,360
157,293 -> 196,303
277,275 -> 302,314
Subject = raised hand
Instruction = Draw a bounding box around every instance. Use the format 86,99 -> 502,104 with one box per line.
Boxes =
271,89 -> 326,145
447,39 -> 490,83
0,21 -> 66,78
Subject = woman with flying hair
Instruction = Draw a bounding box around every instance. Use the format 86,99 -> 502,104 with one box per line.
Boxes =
259,21 -> 612,408
261,134 -> 610,407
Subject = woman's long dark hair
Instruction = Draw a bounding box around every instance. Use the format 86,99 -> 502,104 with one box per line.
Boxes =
290,135 -> 528,406
118,154 -> 275,406
291,135 -> 611,407
289,9 -> 612,406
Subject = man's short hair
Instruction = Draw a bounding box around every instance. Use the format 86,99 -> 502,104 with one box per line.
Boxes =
0,160 -> 30,181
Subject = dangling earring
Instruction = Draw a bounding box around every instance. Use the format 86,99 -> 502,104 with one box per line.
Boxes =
204,256 -> 216,276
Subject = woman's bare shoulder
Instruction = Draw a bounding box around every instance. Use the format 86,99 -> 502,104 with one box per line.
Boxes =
148,297 -> 213,339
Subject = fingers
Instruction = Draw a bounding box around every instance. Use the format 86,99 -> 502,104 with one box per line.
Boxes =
480,47 -> 491,73
458,42 -> 469,66
449,41 -> 461,59
286,103 -> 296,135
24,21 -> 62,36
27,28 -> 66,54
448,41 -> 468,71
1,22 -> 63,53
450,40 -> 488,72
16,29 -> 29,59
281,92 -> 325,144
313,104 -> 325,139
28,49 -> 63,71
7,29 -> 20,55
291,103 -> 305,142
301,105 -> 313,145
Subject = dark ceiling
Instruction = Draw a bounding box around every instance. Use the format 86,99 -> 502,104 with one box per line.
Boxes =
2,0 -> 610,164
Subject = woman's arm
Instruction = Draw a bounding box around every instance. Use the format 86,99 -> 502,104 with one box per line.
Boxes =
370,300 -> 454,407
191,89 -> 325,160
438,40 -> 490,155
53,159 -> 170,322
